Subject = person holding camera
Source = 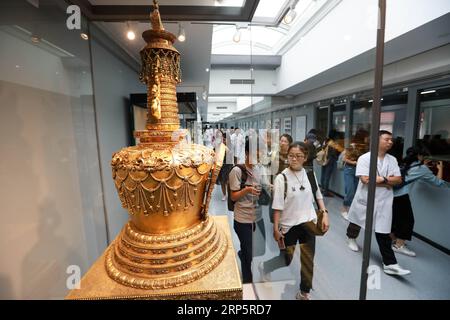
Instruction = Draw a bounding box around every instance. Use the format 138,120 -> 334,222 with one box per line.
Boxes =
258,142 -> 329,300
392,146 -> 449,257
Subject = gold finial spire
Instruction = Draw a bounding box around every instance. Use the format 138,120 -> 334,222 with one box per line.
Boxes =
151,0 -> 164,31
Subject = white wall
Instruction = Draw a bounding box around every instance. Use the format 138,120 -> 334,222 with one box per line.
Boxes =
289,44 -> 450,108
207,101 -> 236,122
90,32 -> 145,241
209,69 -> 277,95
276,0 -> 450,92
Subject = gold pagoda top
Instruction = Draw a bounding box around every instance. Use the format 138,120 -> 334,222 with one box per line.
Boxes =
136,0 -> 184,144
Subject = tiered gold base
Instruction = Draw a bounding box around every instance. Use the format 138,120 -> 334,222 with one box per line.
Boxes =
105,217 -> 227,290
66,216 -> 242,300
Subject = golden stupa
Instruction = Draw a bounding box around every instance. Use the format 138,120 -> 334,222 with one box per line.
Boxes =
66,0 -> 242,299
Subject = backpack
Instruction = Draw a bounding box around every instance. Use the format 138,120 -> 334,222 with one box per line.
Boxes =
227,164 -> 248,211
393,163 -> 421,190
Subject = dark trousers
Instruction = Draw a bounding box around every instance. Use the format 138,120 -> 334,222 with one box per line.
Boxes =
321,159 -> 336,193
262,223 -> 316,293
392,194 -> 415,241
233,219 -> 266,283
346,222 -> 397,266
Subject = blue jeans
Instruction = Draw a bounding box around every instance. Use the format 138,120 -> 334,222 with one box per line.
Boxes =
320,159 -> 336,193
343,165 -> 359,207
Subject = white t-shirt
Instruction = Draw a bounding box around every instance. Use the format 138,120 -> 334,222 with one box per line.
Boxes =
229,164 -> 265,223
272,168 -> 323,234
229,132 -> 237,159
235,133 -> 245,164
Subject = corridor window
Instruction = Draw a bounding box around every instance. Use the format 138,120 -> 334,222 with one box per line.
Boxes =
417,85 -> 450,181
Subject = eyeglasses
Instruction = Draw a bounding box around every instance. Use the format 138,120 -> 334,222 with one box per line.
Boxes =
288,154 -> 305,159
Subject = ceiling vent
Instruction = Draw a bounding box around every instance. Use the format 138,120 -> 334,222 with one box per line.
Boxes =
230,79 -> 255,85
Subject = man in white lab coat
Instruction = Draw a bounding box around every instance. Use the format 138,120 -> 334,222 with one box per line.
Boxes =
346,130 -> 411,276
234,128 -> 245,164
229,127 -> 238,165
204,125 -> 214,149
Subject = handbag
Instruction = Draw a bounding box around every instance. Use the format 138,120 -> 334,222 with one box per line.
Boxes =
304,170 -> 327,236
315,146 -> 329,166
280,169 -> 328,236
257,186 -> 271,206
305,209 -> 326,236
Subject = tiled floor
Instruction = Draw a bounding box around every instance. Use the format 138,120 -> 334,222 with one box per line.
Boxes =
208,186 -> 450,300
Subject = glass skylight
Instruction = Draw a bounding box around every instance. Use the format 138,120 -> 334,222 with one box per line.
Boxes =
211,25 -> 286,55
214,0 -> 245,7
252,0 -> 290,24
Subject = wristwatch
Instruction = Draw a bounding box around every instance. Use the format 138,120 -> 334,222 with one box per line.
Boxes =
383,176 -> 388,184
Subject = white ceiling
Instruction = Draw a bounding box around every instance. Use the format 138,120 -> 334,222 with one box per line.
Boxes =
91,0 -> 303,122
90,0 -> 258,120
89,0 -> 245,6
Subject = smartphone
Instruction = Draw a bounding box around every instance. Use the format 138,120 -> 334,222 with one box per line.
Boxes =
277,237 -> 286,250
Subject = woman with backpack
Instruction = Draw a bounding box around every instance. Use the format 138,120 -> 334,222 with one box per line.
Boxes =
258,142 -> 329,300
228,136 -> 268,283
392,146 -> 449,257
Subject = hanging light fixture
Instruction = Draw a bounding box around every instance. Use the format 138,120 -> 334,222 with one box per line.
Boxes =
126,22 -> 135,40
283,0 -> 300,24
31,34 -> 41,43
283,7 -> 297,24
177,23 -> 186,42
233,25 -> 241,43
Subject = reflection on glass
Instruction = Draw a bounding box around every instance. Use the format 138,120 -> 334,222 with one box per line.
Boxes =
352,100 -> 407,161
0,0 -> 100,299
417,85 -> 450,181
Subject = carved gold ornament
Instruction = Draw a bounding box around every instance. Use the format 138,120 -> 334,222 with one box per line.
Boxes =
106,0 -> 227,290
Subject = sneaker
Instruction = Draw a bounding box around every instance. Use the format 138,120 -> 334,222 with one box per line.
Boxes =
295,291 -> 311,300
341,211 -> 349,221
347,237 -> 359,252
222,195 -> 227,201
392,244 -> 416,257
258,262 -> 271,282
383,263 -> 411,276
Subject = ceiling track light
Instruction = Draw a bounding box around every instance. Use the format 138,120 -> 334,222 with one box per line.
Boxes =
177,23 -> 186,42
31,34 -> 41,43
283,0 -> 299,24
233,25 -> 241,43
283,7 -> 297,24
126,21 -> 135,40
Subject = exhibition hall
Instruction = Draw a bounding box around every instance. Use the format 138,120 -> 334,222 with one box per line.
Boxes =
0,0 -> 449,300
